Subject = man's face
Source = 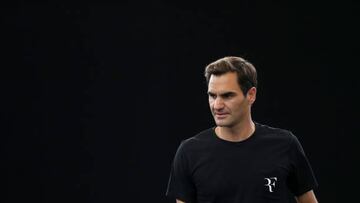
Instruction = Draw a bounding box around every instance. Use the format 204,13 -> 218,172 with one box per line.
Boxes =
207,72 -> 256,128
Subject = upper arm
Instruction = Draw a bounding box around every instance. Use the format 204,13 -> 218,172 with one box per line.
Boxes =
295,190 -> 318,203
287,134 -> 318,195
166,142 -> 196,202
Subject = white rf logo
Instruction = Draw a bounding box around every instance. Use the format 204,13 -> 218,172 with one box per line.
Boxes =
264,177 -> 277,192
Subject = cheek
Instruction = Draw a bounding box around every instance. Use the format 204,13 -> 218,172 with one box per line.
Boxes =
209,103 -> 215,111
208,99 -> 214,106
229,101 -> 244,111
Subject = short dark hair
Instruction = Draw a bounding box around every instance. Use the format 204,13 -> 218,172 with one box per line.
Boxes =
204,56 -> 257,95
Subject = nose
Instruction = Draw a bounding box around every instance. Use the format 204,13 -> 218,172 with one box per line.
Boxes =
213,97 -> 225,110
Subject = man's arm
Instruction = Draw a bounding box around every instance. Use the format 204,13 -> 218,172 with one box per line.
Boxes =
295,190 -> 318,203
176,199 -> 185,203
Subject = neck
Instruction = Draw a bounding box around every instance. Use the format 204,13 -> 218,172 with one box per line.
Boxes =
216,117 -> 255,142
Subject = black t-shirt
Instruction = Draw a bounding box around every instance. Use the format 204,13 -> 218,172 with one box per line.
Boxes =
166,123 -> 318,203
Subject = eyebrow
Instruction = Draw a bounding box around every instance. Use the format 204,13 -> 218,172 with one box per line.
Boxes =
207,91 -> 236,97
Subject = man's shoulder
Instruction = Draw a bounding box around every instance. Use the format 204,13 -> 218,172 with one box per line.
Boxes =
255,122 -> 296,141
179,127 -> 215,149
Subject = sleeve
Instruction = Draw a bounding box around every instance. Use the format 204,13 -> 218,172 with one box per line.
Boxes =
166,141 -> 196,202
287,133 -> 318,196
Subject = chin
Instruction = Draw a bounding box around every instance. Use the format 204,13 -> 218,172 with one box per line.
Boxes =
215,121 -> 230,127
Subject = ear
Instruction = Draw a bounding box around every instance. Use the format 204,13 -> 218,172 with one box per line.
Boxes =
246,87 -> 257,104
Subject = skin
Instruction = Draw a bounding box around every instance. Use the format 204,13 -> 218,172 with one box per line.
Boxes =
176,72 -> 318,203
207,72 -> 256,142
296,190 -> 318,203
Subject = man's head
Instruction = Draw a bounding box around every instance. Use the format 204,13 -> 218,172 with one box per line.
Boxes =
204,56 -> 257,96
205,56 -> 257,128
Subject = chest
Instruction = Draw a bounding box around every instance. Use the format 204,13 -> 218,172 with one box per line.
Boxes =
189,145 -> 291,202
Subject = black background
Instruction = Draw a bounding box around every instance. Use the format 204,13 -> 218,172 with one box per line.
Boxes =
1,1 -> 357,203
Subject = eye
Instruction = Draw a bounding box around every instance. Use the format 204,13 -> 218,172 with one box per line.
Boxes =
222,93 -> 234,99
208,93 -> 216,99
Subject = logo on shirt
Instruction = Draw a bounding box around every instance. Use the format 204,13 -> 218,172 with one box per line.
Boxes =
264,177 -> 277,192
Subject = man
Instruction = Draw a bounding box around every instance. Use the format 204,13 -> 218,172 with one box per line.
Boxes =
166,56 -> 318,203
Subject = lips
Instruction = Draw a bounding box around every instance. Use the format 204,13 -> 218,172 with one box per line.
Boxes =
215,113 -> 228,119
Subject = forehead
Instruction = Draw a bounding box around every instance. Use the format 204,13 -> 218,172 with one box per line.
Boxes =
208,72 -> 242,93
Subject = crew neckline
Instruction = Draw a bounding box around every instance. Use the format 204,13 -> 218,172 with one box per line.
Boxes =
212,122 -> 259,145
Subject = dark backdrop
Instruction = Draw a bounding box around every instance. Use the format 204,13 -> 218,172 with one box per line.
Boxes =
1,1 -> 356,203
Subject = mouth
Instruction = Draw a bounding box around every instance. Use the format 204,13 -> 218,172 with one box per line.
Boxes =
215,113 -> 228,119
